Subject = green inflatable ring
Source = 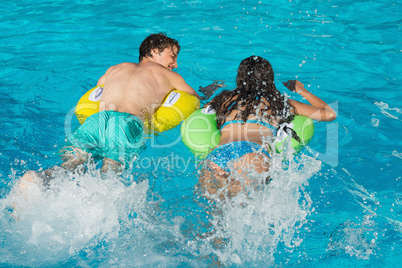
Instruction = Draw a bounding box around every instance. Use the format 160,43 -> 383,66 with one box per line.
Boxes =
180,107 -> 220,159
274,115 -> 315,153
180,107 -> 314,158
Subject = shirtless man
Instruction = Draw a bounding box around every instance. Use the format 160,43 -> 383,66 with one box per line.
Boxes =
22,33 -> 207,181
97,33 -> 200,117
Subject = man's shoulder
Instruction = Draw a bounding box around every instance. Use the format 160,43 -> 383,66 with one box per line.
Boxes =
139,61 -> 165,69
139,62 -> 179,77
117,62 -> 138,68
107,62 -> 139,72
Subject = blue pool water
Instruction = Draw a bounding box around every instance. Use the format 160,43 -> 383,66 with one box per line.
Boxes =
1,0 -> 401,266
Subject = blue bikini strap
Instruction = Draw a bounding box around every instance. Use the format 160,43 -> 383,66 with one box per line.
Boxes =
245,119 -> 271,128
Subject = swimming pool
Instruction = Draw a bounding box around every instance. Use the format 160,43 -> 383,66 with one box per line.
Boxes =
1,0 -> 401,266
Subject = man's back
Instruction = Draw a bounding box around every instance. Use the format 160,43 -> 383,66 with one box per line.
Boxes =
98,61 -> 181,119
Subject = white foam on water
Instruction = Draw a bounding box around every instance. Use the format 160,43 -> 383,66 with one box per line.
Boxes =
326,216 -> 377,260
324,177 -> 382,261
191,151 -> 322,266
0,163 -> 170,266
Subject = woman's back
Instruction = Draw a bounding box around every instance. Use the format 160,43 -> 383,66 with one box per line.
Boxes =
218,99 -> 280,148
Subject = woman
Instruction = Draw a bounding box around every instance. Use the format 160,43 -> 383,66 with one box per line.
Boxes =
198,56 -> 336,199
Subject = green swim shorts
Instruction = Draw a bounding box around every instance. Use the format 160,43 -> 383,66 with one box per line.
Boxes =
67,110 -> 145,164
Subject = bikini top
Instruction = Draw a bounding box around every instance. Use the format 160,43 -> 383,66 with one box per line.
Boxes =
220,119 -> 277,135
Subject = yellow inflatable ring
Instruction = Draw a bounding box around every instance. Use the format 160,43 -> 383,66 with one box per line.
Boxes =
74,85 -> 200,133
75,85 -> 104,125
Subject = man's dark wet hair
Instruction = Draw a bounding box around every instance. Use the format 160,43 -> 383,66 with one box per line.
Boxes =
209,56 -> 294,128
139,33 -> 180,62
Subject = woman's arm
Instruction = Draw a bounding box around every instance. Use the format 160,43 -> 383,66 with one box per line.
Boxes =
287,80 -> 337,121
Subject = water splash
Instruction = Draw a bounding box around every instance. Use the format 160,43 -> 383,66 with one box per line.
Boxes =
0,164 -> 163,266
192,152 -> 322,266
327,216 -> 377,260
0,145 -> 324,266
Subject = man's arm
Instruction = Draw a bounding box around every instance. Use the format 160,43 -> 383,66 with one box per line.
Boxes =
97,66 -> 114,86
97,73 -> 106,86
170,72 -> 201,98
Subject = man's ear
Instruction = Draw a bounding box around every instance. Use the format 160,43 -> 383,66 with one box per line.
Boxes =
151,49 -> 159,57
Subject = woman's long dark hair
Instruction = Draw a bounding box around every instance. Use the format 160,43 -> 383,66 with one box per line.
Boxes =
209,56 -> 293,128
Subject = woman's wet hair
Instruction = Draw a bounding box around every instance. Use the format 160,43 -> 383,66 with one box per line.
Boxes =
209,56 -> 294,128
139,33 -> 180,61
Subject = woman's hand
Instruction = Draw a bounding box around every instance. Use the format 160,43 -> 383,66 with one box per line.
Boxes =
294,81 -> 307,94
199,80 -> 226,100
283,80 -> 307,94
282,80 -> 297,92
